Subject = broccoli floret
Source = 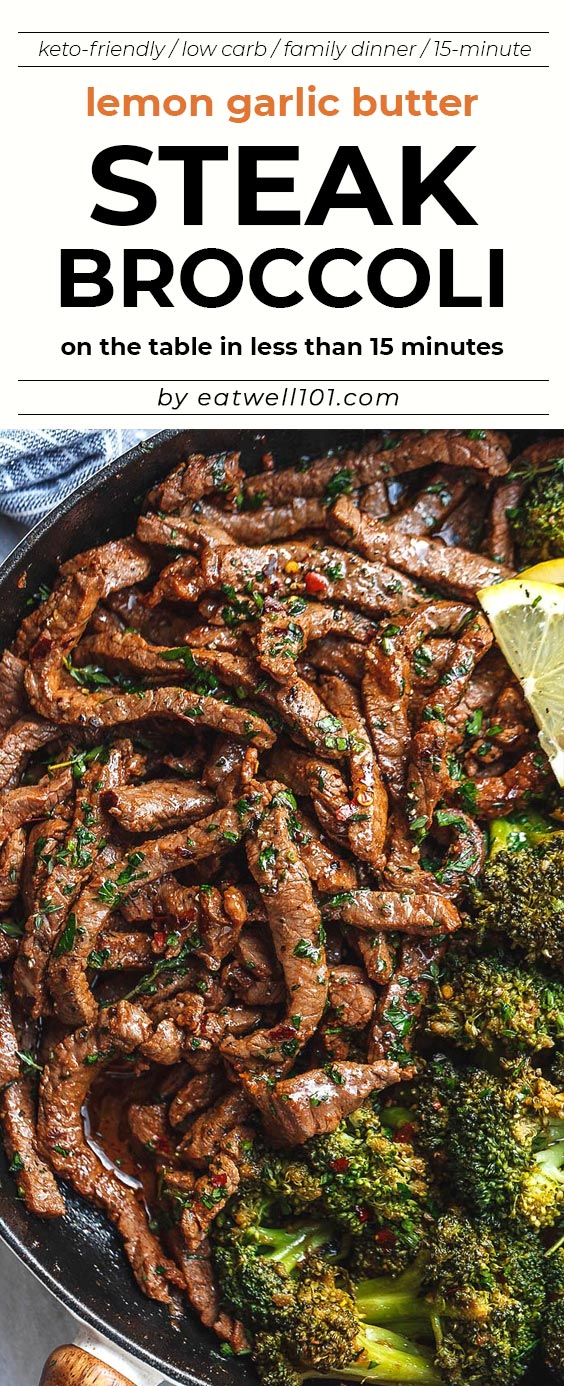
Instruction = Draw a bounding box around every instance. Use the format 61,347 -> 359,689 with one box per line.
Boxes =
469,837 -> 564,969
252,1322 -> 442,1386
214,1212 -> 440,1385
215,1142 -> 324,1233
212,1118 -> 544,1386
357,1211 -> 545,1386
214,1103 -> 433,1280
509,455 -> 564,562
427,947 -> 564,1056
417,1055 -> 564,1230
212,1118 -> 441,1383
542,1245 -> 564,1384
213,1217 -> 339,1334
256,1150 -> 324,1218
304,1099 -> 434,1276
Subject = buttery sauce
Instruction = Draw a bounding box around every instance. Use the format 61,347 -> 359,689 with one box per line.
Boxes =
83,1070 -> 158,1207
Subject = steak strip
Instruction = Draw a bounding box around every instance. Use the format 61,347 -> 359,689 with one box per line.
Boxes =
221,801 -> 328,1072
329,496 -> 512,600
0,984 -> 65,1218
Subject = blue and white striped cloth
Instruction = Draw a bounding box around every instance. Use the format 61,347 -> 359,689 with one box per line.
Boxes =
0,429 -> 156,524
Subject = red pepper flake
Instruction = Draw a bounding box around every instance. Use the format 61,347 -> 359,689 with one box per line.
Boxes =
394,1123 -> 417,1144
153,931 -> 167,951
269,1024 -> 299,1042
335,803 -> 354,823
375,1228 -> 396,1247
330,1157 -> 351,1173
155,1137 -> 171,1154
178,907 -> 198,923
356,1205 -> 370,1224
304,570 -> 329,596
210,1171 -> 228,1188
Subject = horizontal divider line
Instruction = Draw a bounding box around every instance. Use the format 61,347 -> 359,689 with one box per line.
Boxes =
18,30 -> 551,34
18,412 -> 552,417
17,65 -> 551,70
19,378 -> 550,384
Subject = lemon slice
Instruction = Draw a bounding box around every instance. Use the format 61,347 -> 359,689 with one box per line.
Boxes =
477,577 -> 564,785
518,557 -> 564,585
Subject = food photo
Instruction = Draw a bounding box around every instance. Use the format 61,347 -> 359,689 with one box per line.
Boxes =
1,428 -> 564,1386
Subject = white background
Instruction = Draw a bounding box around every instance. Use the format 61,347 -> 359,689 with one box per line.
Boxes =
1,0 -> 561,426
0,2 -> 562,1382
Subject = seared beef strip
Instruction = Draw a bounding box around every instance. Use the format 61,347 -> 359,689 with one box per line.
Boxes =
329,496 -> 512,600
168,1229 -> 249,1349
0,829 -> 26,912
0,718 -> 60,791
327,965 -> 376,1029
472,750 -> 552,818
362,601 -> 470,800
0,651 -> 27,732
242,1059 -> 405,1145
178,1087 -> 251,1168
149,539 -> 418,618
37,1004 -> 184,1300
128,1102 -> 172,1156
266,746 -> 351,842
196,495 -> 328,543
0,984 -> 65,1218
82,627 -> 348,763
323,889 -> 460,935
14,744 -> 131,1016
226,925 -> 284,1004
0,768 -> 72,844
306,634 -> 366,683
48,789 -> 270,1026
168,1069 -> 225,1128
319,673 -> 388,869
387,468 -> 471,536
255,601 -> 373,683
95,930 -> 153,970
27,674 -> 274,750
221,802 -> 328,1071
147,451 -> 243,512
102,779 -> 217,834
369,937 -> 446,1064
137,510 -> 232,553
241,431 -> 509,509
288,807 -> 357,893
514,434 -> 564,469
405,613 -> 493,835
360,478 -> 390,517
436,489 -> 489,550
349,929 -> 394,985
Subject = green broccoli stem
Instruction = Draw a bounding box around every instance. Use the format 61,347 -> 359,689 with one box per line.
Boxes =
303,1325 -> 441,1384
380,1106 -> 415,1130
250,1221 -> 335,1273
356,1268 -> 433,1336
487,810 -> 560,858
534,1136 -> 564,1183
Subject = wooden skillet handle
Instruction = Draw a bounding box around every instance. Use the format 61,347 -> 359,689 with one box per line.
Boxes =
39,1344 -> 137,1386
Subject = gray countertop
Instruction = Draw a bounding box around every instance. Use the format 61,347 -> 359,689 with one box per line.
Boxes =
0,1239 -> 78,1384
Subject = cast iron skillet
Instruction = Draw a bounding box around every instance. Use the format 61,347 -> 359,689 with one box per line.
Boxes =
0,428 -> 374,1386
0,428 -> 553,1386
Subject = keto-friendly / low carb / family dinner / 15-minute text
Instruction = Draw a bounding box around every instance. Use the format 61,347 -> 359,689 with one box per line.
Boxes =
2,429 -> 564,1386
